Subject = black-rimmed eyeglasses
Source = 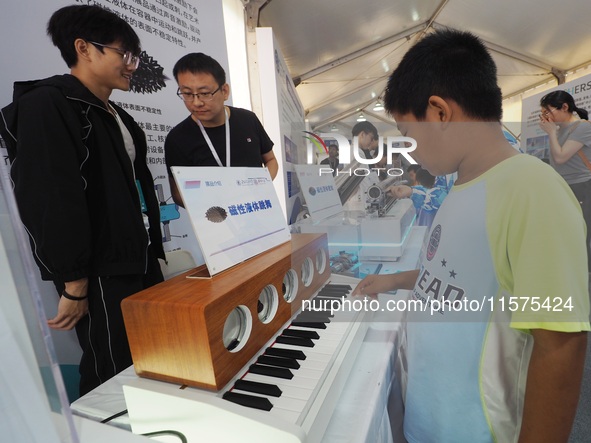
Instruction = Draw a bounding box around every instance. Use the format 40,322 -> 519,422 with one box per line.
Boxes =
88,41 -> 140,69
176,86 -> 221,102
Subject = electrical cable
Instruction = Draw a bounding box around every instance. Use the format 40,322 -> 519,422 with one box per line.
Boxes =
142,430 -> 188,442
100,411 -> 188,443
100,409 -> 128,424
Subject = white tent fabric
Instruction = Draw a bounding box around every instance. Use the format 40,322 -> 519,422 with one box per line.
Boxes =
259,0 -> 591,138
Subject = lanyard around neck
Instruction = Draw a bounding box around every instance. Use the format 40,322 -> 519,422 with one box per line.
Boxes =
196,107 -> 230,167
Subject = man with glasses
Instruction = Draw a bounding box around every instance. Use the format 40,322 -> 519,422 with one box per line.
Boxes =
87,41 -> 141,70
352,121 -> 379,159
165,52 -> 278,207
0,5 -> 165,396
341,121 -> 382,211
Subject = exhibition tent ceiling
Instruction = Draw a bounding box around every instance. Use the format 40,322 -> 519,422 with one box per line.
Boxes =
257,0 -> 591,136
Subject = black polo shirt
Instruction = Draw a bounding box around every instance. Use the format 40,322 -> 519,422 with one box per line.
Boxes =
165,106 -> 274,175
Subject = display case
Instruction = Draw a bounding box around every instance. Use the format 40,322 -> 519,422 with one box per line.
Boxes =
291,198 -> 422,278
0,161 -> 78,442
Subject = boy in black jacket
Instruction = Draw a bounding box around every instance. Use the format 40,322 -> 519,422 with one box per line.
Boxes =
0,5 -> 165,396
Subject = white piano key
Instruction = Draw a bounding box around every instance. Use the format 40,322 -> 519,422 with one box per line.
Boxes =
287,326 -> 347,342
294,357 -> 330,372
265,406 -> 301,423
271,341 -> 339,356
279,334 -> 341,348
243,371 -> 319,390
290,367 -> 324,381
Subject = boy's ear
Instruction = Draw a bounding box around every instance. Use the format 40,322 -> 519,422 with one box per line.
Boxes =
426,95 -> 452,122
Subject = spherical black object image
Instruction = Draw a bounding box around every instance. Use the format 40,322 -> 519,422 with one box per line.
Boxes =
205,206 -> 228,223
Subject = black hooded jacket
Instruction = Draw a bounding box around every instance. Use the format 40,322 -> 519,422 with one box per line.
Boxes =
0,74 -> 164,282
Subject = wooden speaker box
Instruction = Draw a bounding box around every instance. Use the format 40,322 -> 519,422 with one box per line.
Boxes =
121,233 -> 329,390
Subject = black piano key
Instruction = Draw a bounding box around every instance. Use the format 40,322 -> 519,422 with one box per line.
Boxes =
249,363 -> 294,379
315,295 -> 345,302
265,347 -> 307,360
313,299 -> 343,308
282,328 -> 320,340
313,292 -> 347,300
319,285 -> 349,290
318,291 -> 348,296
318,288 -> 349,294
296,312 -> 333,321
276,335 -> 315,348
303,304 -> 337,312
291,321 -> 327,329
257,355 -> 300,369
325,284 -> 352,290
317,292 -> 347,298
317,290 -> 347,296
222,391 -> 273,411
295,316 -> 331,325
233,379 -> 282,397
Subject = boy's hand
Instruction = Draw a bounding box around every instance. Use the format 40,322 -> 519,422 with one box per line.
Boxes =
353,274 -> 397,297
353,270 -> 420,298
387,185 -> 412,198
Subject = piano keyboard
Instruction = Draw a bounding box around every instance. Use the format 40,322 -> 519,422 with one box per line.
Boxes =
191,274 -> 369,441
122,274 -> 370,443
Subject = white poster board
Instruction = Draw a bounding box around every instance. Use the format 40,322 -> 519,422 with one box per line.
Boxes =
521,73 -> 591,159
0,0 -> 231,367
171,166 -> 291,275
293,164 -> 343,221
0,0 -> 233,269
256,27 -> 307,225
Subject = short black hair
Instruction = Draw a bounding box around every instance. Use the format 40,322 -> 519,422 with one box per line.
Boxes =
172,53 -> 226,86
47,5 -> 141,68
416,168 -> 435,188
351,121 -> 378,138
540,90 -> 589,120
385,29 -> 502,121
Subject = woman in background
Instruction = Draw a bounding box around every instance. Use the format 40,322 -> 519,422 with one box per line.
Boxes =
540,90 -> 591,270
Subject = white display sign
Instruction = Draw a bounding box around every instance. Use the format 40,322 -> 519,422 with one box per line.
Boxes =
293,164 -> 343,221
171,166 -> 291,275
256,27 -> 307,224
